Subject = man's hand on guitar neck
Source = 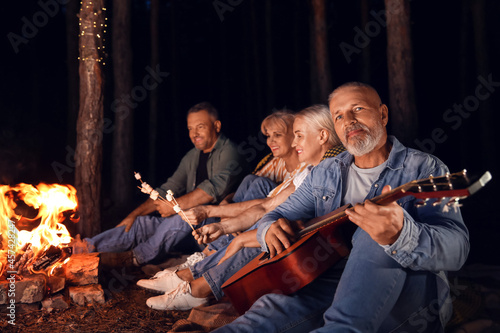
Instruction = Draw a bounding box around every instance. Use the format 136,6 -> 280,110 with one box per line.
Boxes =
345,185 -> 404,245
265,218 -> 303,258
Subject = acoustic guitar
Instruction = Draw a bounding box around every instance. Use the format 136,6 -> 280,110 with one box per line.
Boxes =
222,170 -> 492,314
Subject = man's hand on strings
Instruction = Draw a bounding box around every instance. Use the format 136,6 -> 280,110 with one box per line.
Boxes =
115,215 -> 136,232
265,218 -> 299,258
345,185 -> 404,245
192,223 -> 225,245
184,206 -> 209,224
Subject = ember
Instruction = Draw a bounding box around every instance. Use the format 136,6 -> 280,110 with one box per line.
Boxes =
0,183 -> 78,278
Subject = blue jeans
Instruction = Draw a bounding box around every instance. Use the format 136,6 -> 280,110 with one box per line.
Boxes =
195,174 -> 275,269
204,246 -> 262,300
214,229 -> 441,333
190,223 -> 261,300
85,215 -> 216,264
232,174 -> 277,203
206,234 -> 234,252
202,175 -> 276,253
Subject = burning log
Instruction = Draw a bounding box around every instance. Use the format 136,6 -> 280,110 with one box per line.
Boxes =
3,243 -> 72,277
31,245 -> 72,272
12,245 -> 33,275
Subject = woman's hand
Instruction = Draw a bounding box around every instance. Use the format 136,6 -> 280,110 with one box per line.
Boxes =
193,223 -> 225,244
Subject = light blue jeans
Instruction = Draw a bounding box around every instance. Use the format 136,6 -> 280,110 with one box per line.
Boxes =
85,215 -> 215,264
214,228 -> 441,333
203,174 -> 276,253
232,174 -> 277,203
198,174 -> 277,263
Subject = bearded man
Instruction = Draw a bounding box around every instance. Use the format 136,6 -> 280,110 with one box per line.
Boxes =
214,82 -> 469,333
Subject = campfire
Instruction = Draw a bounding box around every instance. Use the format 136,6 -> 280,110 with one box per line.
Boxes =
0,183 -> 78,278
0,183 -> 105,317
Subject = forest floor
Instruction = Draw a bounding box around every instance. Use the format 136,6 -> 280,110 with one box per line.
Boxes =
1,264 -> 190,333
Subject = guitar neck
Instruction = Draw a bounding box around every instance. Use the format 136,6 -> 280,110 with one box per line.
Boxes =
297,188 -> 407,237
296,170 -> 493,238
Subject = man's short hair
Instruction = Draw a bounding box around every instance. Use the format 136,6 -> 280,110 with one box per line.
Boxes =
328,81 -> 377,103
187,102 -> 219,120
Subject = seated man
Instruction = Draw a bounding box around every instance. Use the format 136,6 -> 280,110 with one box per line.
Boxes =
141,105 -> 345,311
75,102 -> 249,267
213,82 -> 469,332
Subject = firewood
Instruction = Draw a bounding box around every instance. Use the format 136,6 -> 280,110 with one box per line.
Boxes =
13,246 -> 33,274
31,245 -> 72,271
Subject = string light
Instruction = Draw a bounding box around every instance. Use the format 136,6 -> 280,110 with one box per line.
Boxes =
78,0 -> 107,65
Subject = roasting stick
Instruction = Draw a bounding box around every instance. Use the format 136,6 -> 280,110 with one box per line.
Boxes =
134,172 -> 196,232
164,190 -> 196,231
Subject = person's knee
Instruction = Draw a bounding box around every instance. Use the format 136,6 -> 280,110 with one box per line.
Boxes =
250,176 -> 275,189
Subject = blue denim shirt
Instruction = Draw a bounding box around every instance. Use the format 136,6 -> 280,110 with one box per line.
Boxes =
256,136 -> 469,324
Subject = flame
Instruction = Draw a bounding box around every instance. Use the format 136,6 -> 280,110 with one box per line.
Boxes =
0,183 -> 78,276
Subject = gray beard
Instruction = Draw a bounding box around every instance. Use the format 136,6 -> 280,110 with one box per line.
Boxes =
344,123 -> 384,156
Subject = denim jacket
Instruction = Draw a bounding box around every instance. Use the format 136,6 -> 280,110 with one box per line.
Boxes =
257,136 -> 469,325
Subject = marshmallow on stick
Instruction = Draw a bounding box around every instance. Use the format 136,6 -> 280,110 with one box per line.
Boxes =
133,171 -> 195,231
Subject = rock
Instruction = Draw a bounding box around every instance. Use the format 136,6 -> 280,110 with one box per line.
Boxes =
64,253 -> 100,286
47,275 -> 65,294
0,274 -> 46,304
41,293 -> 70,311
68,284 -> 105,306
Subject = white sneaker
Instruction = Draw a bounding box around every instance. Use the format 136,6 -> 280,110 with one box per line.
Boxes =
136,270 -> 183,294
146,281 -> 208,311
164,252 -> 207,273
137,252 -> 206,293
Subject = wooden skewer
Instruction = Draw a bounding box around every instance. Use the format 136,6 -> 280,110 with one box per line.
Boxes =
134,172 -> 195,231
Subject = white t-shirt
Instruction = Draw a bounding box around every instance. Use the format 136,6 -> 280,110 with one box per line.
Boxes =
267,162 -> 308,197
342,160 -> 387,205
292,165 -> 314,189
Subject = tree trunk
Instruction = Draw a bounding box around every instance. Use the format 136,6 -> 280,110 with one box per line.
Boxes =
311,0 -> 332,103
111,0 -> 133,214
385,0 -> 417,144
149,0 -> 159,185
75,0 -> 105,238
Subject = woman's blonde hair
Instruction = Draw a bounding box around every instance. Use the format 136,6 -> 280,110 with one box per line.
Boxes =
261,110 -> 295,135
295,104 -> 341,147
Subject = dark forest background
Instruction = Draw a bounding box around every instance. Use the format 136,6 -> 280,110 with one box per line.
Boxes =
1,0 -> 499,265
